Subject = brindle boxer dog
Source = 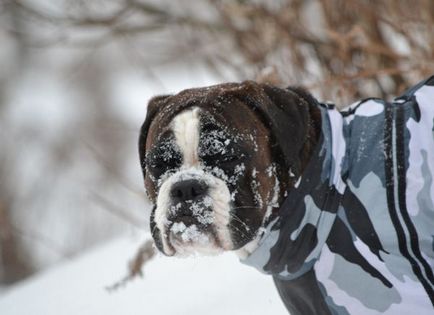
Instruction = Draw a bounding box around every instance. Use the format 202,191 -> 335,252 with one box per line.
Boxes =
139,82 -> 320,257
139,78 -> 434,315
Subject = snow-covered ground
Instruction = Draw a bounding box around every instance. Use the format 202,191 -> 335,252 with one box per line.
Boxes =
0,235 -> 287,315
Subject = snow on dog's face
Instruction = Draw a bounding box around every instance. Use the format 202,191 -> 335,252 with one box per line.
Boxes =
139,82 -> 314,256
144,106 -> 278,256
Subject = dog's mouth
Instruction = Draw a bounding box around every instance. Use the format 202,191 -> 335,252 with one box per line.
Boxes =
152,170 -> 241,256
163,201 -> 226,256
168,221 -> 217,252
166,218 -> 223,256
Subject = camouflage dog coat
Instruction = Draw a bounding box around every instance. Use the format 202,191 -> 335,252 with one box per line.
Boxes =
241,76 -> 434,314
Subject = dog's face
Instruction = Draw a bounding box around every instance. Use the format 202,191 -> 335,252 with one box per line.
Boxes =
139,82 -> 317,256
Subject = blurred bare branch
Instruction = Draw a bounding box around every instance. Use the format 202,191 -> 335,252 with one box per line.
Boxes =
4,0 -> 433,102
91,193 -> 146,229
105,239 -> 156,292
10,225 -> 73,259
83,140 -> 145,198
0,204 -> 34,284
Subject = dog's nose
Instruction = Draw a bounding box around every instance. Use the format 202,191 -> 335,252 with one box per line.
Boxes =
170,179 -> 208,202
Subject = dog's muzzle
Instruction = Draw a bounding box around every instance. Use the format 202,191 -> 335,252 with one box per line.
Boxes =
154,169 -> 233,256
167,179 -> 213,239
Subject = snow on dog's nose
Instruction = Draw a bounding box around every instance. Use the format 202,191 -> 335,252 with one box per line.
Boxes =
168,179 -> 213,228
166,179 -> 217,254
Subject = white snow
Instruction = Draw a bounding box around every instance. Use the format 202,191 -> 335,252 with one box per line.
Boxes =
180,225 -> 208,244
0,235 -> 287,315
170,223 -> 210,245
171,221 -> 188,234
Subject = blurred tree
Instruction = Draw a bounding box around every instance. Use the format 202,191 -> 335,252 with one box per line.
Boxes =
0,0 -> 35,284
0,156 -> 35,284
3,0 -> 433,103
0,0 -> 147,285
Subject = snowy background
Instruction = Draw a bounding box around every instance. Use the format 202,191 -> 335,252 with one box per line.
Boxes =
1,1 -> 432,314
0,234 -> 287,314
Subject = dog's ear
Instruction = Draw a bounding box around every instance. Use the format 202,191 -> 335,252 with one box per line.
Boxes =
231,81 -> 318,179
138,95 -> 171,180
260,84 -> 315,178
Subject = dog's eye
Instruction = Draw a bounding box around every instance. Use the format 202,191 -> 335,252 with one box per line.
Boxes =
146,143 -> 182,178
147,156 -> 181,178
221,154 -> 239,164
201,152 -> 240,166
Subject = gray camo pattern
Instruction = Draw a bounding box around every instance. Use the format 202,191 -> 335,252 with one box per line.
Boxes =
241,77 -> 434,314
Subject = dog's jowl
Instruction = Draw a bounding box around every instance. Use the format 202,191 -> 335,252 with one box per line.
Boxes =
139,77 -> 434,314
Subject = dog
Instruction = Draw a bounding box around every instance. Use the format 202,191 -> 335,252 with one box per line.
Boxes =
138,76 -> 434,314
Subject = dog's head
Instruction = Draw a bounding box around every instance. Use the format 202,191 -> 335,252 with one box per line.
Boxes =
139,81 -> 320,256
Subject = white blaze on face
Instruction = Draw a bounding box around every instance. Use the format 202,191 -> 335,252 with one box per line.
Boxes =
154,107 -> 233,256
171,107 -> 201,167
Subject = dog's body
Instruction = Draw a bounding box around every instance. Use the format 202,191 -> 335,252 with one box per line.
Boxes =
139,77 -> 434,314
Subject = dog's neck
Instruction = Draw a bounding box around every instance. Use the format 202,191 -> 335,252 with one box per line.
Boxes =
237,101 -> 323,259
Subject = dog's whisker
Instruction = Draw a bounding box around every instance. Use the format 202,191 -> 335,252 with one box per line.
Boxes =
213,211 -> 251,231
229,214 -> 250,230
215,222 -> 249,239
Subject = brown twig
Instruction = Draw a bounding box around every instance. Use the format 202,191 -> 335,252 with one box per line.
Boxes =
91,192 -> 146,229
105,239 -> 156,292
